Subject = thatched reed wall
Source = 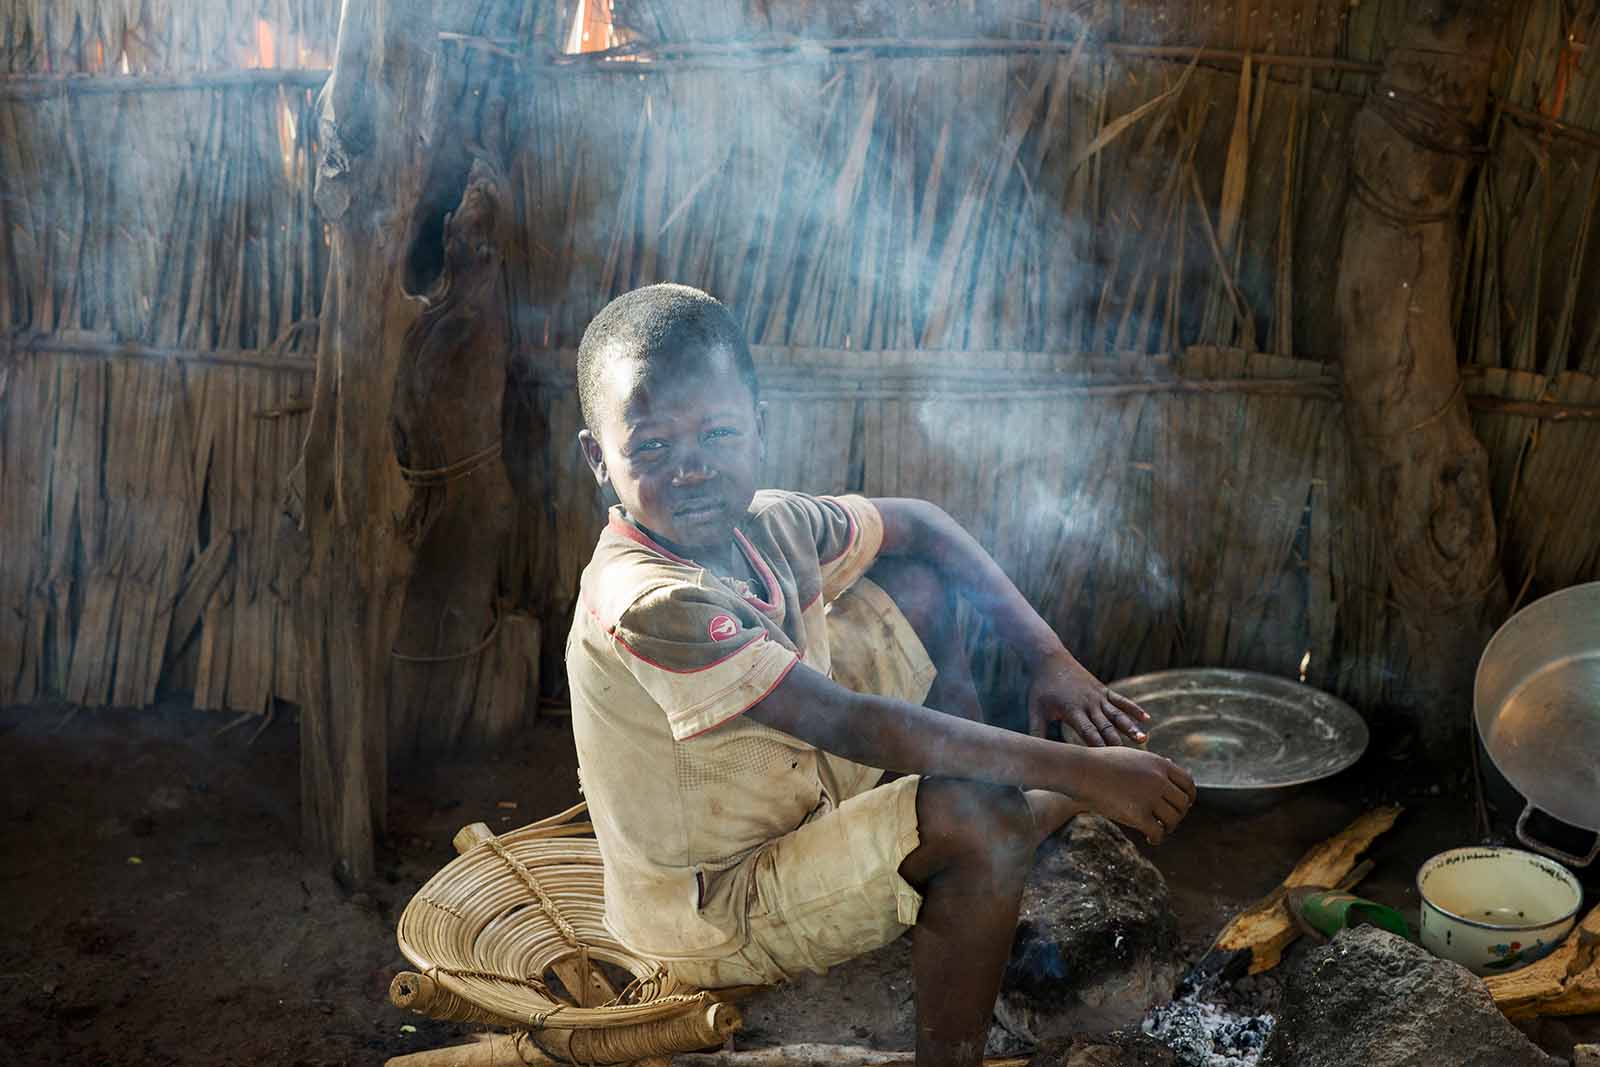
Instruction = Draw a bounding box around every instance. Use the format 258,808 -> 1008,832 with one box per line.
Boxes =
3,0 -> 1599,728
2,0 -> 336,73
0,75 -> 322,711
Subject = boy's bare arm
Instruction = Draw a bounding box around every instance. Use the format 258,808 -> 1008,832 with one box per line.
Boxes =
744,662 -> 1195,844
870,496 -> 1149,747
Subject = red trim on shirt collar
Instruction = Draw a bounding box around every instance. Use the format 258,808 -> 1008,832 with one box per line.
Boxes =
608,512 -> 697,565
608,510 -> 782,617
733,529 -> 781,613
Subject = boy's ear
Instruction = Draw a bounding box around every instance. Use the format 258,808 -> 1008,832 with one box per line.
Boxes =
755,401 -> 768,464
578,429 -> 608,486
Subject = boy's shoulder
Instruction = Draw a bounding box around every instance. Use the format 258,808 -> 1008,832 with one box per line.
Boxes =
578,491 -> 874,632
578,514 -> 706,631
747,487 -> 802,516
745,488 -> 853,544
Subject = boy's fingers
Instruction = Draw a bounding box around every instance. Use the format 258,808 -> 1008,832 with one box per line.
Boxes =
1108,690 -> 1151,722
1167,762 -> 1197,801
1082,707 -> 1116,747
1159,794 -> 1188,826
1164,784 -> 1192,816
1142,813 -> 1166,845
1075,710 -> 1106,747
1104,702 -> 1146,743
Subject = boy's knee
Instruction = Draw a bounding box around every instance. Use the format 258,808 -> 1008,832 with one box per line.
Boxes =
867,557 -> 951,639
916,777 -> 1035,874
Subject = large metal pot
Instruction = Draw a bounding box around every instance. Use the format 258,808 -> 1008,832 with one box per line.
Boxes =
1475,581 -> 1600,867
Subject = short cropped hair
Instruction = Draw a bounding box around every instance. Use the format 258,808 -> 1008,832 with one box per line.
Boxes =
576,284 -> 760,433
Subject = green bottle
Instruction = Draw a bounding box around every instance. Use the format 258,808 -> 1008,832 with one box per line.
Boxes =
1287,887 -> 1415,943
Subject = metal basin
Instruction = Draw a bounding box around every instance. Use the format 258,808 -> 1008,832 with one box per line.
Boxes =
1111,668 -> 1370,812
1475,581 -> 1600,867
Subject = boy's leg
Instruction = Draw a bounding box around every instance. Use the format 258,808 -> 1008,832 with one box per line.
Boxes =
867,558 -> 1088,839
897,777 -> 1036,1067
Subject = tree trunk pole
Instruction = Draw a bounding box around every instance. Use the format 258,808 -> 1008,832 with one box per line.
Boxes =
286,0 -> 519,877
286,0 -> 428,879
388,154 -> 519,758
1334,1 -> 1511,755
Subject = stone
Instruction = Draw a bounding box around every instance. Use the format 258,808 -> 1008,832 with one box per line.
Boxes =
735,815 -> 1181,1054
1260,926 -> 1561,1067
1574,1044 -> 1600,1067
998,815 -> 1183,1042
1031,1031 -> 1177,1067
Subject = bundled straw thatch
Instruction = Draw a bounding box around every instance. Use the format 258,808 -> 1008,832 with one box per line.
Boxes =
0,72 -> 321,709
2,0 -> 1599,728
2,0 -> 335,74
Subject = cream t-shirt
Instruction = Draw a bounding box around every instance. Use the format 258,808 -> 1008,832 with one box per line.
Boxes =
566,491 -> 884,959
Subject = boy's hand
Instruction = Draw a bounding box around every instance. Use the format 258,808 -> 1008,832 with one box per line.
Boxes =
1027,650 -> 1151,747
1066,746 -> 1196,845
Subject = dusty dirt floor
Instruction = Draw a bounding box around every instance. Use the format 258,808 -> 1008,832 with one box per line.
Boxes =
2,697 -> 1596,1065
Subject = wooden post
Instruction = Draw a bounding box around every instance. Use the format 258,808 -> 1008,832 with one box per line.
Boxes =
1333,2 -> 1511,754
285,0 -> 522,878
388,153 -> 521,759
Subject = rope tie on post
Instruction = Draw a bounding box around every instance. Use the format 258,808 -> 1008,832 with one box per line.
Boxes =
398,438 -> 504,486
1349,167 -> 1458,228
1366,86 -> 1486,159
1352,84 -> 1486,230
1357,380 -> 1466,441
390,601 -> 502,663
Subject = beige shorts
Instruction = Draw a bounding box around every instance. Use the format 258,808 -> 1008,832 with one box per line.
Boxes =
668,577 -> 936,989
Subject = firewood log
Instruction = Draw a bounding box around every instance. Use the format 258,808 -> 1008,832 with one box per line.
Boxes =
1183,805 -> 1402,988
1485,903 -> 1600,1019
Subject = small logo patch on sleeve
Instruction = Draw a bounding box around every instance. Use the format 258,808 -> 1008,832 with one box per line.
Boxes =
707,614 -> 740,642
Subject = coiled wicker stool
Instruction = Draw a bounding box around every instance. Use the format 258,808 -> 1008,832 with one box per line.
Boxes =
389,801 -> 746,1067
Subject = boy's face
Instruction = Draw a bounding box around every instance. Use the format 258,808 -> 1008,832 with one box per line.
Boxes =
578,345 -> 766,560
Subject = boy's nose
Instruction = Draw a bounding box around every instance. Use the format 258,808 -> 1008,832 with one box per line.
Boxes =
671,454 -> 716,485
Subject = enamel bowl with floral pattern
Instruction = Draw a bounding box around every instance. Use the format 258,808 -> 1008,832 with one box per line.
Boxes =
1416,846 -> 1583,976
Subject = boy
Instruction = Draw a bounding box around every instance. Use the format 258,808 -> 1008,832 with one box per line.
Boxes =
567,285 -> 1195,1067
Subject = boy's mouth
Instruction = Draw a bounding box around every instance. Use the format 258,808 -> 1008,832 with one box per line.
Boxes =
672,497 -> 725,522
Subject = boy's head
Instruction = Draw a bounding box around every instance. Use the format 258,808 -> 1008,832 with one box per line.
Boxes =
576,284 -> 766,560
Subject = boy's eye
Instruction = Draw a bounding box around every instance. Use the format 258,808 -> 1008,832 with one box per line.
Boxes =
705,427 -> 738,442
631,439 -> 667,455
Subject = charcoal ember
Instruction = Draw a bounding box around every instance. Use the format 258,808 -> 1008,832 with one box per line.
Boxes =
1260,927 -> 1561,1067
1140,989 -> 1272,1066
1030,1030 -> 1178,1067
997,815 -> 1183,1041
